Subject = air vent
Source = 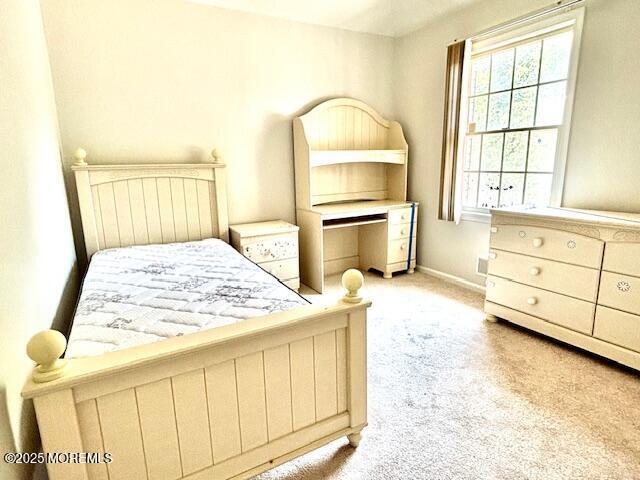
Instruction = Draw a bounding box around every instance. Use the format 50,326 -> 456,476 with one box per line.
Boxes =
476,255 -> 489,276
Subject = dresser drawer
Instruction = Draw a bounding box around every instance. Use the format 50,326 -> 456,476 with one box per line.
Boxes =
387,238 -> 416,263
603,242 -> 640,277
598,271 -> 640,316
490,224 -> 603,268
594,306 -> 640,353
486,275 -> 595,334
388,222 -> 416,240
259,258 -> 299,281
242,232 -> 298,263
388,206 -> 416,225
487,250 -> 600,302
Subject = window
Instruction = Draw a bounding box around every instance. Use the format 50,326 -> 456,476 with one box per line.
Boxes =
458,7 -> 583,218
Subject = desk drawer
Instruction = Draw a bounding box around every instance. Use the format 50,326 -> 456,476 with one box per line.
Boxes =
388,238 -> 416,264
593,306 -> 640,353
490,224 -> 603,268
259,258 -> 299,282
388,206 -> 416,225
485,275 -> 595,334
488,250 -> 600,302
242,232 -> 298,263
603,242 -> 640,276
598,271 -> 640,316
388,223 -> 416,240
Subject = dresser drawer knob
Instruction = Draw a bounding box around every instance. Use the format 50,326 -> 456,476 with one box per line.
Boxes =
400,244 -> 406,250
401,228 -> 407,235
488,252 -> 497,260
532,238 -> 544,248
401,214 -> 407,220
529,267 -> 540,276
490,226 -> 498,233
527,297 -> 538,305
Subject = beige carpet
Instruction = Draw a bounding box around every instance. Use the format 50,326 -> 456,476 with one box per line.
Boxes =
257,271 -> 640,480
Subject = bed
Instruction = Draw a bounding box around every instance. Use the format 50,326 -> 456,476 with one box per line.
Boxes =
23,149 -> 370,480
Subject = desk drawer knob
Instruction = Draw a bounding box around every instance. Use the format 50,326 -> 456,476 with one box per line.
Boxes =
532,238 -> 544,248
529,267 -> 540,276
527,297 -> 538,305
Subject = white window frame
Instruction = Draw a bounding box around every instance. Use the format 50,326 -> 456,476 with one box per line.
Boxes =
457,5 -> 585,224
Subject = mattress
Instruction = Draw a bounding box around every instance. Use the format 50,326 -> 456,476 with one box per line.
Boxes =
66,239 -> 308,359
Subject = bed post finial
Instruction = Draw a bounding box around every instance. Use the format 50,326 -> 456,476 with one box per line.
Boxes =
26,330 -> 68,383
341,269 -> 364,304
211,148 -> 221,163
73,148 -> 88,166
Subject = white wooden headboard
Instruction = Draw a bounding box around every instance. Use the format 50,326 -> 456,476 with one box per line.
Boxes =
72,149 -> 229,258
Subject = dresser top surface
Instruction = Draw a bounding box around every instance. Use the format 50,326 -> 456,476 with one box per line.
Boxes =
491,206 -> 640,228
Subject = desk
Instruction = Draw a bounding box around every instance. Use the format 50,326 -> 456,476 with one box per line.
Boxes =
297,200 -> 418,293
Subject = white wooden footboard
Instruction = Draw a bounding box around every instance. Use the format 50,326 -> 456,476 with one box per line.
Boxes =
23,271 -> 369,480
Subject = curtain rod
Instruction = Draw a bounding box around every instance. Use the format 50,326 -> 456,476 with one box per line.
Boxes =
451,0 -> 584,44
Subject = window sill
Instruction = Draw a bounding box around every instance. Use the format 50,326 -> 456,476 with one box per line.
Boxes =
461,210 -> 491,224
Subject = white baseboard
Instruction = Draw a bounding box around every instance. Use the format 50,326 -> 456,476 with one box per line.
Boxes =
416,265 -> 486,294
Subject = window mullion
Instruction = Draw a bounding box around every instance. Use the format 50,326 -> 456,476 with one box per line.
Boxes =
523,38 -> 544,204
532,39 -> 545,126
497,132 -> 506,208
522,131 -> 532,204
475,136 -> 484,208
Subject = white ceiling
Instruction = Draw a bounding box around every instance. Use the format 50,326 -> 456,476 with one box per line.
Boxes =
187,0 -> 482,37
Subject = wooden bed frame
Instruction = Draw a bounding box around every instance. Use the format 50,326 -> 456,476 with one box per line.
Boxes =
22,149 -> 370,480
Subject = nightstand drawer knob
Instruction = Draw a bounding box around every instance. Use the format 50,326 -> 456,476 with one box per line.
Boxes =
532,238 -> 544,248
401,228 -> 407,235
527,297 -> 538,305
490,226 -> 498,233
401,214 -> 407,220
488,252 -> 497,260
400,244 -> 406,250
530,267 -> 540,276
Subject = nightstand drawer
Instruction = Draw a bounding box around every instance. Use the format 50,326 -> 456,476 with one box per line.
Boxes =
490,224 -> 603,268
485,275 -> 595,334
487,250 -> 600,302
259,258 -> 299,281
598,271 -> 640,316
387,238 -> 416,264
241,232 -> 298,263
282,278 -> 300,290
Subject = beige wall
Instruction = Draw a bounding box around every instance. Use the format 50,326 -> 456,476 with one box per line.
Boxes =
40,0 -> 395,264
0,1 -> 78,479
393,0 -> 640,286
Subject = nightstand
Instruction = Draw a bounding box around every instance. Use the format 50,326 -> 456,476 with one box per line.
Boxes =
230,220 -> 300,290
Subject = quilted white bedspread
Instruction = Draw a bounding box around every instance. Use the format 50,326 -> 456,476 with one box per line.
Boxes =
66,239 -> 308,359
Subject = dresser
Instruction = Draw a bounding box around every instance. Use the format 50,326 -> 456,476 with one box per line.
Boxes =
485,207 -> 640,371
229,220 -> 300,290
